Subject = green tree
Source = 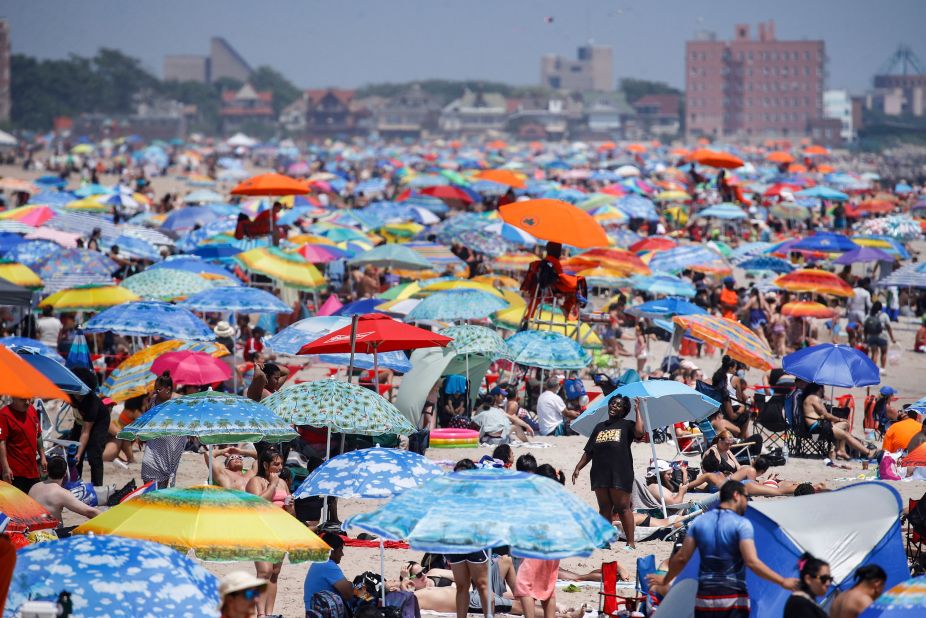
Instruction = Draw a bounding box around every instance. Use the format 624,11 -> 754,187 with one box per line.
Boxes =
619,78 -> 681,104
249,66 -> 301,115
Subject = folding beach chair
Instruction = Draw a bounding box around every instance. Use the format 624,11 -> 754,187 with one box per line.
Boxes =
785,390 -> 834,459
754,392 -> 791,452
635,555 -> 659,616
907,496 -> 926,575
598,561 -> 643,616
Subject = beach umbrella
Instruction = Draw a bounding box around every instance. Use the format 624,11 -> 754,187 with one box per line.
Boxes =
346,468 -> 616,559
0,262 -> 42,289
73,486 -> 329,564
730,242 -> 775,263
121,268 -> 216,301
299,312 -> 452,357
83,301 -> 215,341
414,279 -> 506,299
688,149 -> 743,169
149,255 -> 237,279
795,186 -> 849,201
624,298 -> 707,319
179,285 -> 290,314
438,324 -> 509,359
13,348 -> 88,395
631,274 -> 697,298
575,267 -> 630,288
295,446 -> 443,500
118,391 -> 296,445
0,481 -> 59,533
101,340 -> 228,402
499,199 -> 608,248
781,301 -> 837,319
672,314 -> 774,370
737,256 -> 795,274
5,535 -> 220,618
770,202 -> 812,220
876,265 -> 926,289
616,194 -> 659,221
579,248 -> 651,275
473,169 -> 527,188
773,268 -> 853,297
150,350 -> 231,387
647,246 -> 724,274
231,172 -> 308,197
418,185 -> 474,204
265,316 -> 350,355
791,232 -> 858,253
349,244 -> 433,270
161,205 -> 223,232
782,343 -> 879,388
183,189 -> 225,204
35,248 -> 117,280
853,236 -> 910,260
0,346 -> 68,400
696,203 -> 748,220
0,204 -> 55,227
235,247 -> 326,291
297,243 -> 351,263
629,236 -> 677,253
0,337 -> 63,363
406,289 -> 508,322
492,305 -> 603,348
262,379 -> 416,436
861,574 -> 926,616
40,284 -> 138,312
505,330 -> 591,371
832,246 -> 896,265
64,331 -> 91,370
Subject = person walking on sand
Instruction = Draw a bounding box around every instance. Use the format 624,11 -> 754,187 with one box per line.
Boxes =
647,481 -> 798,617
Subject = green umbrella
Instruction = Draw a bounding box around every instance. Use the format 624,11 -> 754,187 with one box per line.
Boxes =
121,268 -> 220,301
439,170 -> 468,185
438,324 -> 510,359
349,244 -> 433,270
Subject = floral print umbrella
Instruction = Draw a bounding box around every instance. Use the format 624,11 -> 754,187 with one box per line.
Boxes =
406,289 -> 508,321
262,379 -> 416,435
83,301 -> 215,341
121,267 -> 217,301
117,391 -> 296,444
437,324 -> 509,359
295,446 -> 444,499
505,330 -> 592,370
35,248 -> 117,280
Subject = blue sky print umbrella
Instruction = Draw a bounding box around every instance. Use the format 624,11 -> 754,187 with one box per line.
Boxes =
295,446 -> 444,499
737,255 -> 796,274
180,286 -> 290,314
505,330 -> 591,370
406,289 -> 508,322
83,301 -> 215,341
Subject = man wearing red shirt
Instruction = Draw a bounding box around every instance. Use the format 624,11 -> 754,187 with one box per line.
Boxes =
0,397 -> 46,493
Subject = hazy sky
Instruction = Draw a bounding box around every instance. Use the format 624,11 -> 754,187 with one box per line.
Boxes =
5,0 -> 925,93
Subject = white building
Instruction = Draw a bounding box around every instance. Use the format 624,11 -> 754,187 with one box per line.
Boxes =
823,90 -> 855,142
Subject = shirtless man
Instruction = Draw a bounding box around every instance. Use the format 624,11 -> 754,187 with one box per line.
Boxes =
28,456 -> 100,523
206,446 -> 258,491
803,383 -> 876,460
829,564 -> 886,618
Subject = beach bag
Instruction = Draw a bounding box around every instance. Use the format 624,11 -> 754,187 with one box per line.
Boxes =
879,452 -> 903,481
863,314 -> 883,337
310,590 -> 349,618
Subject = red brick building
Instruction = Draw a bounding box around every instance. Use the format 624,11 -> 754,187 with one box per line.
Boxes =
685,21 -> 825,139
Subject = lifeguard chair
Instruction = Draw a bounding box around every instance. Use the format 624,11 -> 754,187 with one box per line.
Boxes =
519,242 -> 589,339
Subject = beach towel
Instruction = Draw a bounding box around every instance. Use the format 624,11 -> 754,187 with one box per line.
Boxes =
339,535 -> 410,550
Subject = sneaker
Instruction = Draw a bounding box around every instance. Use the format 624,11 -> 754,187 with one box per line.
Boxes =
107,479 -> 137,506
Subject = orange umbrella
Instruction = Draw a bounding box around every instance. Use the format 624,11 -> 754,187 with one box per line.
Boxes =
816,164 -> 835,173
670,147 -> 690,158
597,141 -> 617,152
688,149 -> 744,169
781,301 -> 836,319
0,481 -> 59,533
230,173 -> 309,196
766,151 -> 794,164
673,314 -> 774,370
0,345 -> 68,400
499,199 -> 608,248
804,145 -> 829,156
626,143 -> 648,153
773,269 -> 853,297
579,248 -> 651,275
473,169 -> 526,189
485,139 -> 508,150
787,163 -> 808,174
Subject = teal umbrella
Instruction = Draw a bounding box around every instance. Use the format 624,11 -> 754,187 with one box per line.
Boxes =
121,268 -> 217,301
438,324 -> 509,359
349,244 -> 433,270
505,330 -> 591,370
406,289 -> 508,321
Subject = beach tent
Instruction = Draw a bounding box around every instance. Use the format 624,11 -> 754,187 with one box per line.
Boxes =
394,347 -> 493,426
655,482 -> 909,617
0,279 -> 32,307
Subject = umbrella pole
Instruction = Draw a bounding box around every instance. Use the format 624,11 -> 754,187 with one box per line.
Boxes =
232,311 -> 238,394
346,314 -> 359,386
322,429 -> 332,523
208,443 -> 213,485
379,539 -> 386,607
643,399 -> 669,519
373,342 -> 380,391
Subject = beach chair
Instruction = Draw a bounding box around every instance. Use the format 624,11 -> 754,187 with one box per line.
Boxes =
785,391 -> 834,459
635,555 -> 660,616
598,561 -> 643,616
631,476 -> 695,516
754,393 -> 791,452
907,497 -> 926,575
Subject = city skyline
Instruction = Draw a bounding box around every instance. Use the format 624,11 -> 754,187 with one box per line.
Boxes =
4,0 -> 925,94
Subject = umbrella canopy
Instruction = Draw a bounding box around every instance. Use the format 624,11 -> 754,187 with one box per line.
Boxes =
647,246 -> 724,274
40,284 -> 139,311
0,337 -> 63,362
499,199 -> 608,248
781,301 -> 837,319
672,314 -> 774,370
406,289 -> 508,321
624,298 -> 707,319
230,172 -> 309,196
235,247 -> 326,291
74,486 -> 329,563
35,248 -> 117,280
832,246 -> 896,265
616,194 -> 659,221
13,348 -> 88,395
117,391 -> 296,444
0,480 -> 59,533
578,248 -> 650,276
265,316 -> 350,355
473,169 -> 527,188
349,244 -> 433,270
346,468 -> 616,559
0,346 -> 68,400
121,268 -> 217,301
773,268 -> 853,297
0,262 -> 42,289
696,203 -> 748,220
180,285 -> 291,314
101,340 -> 228,402
795,186 -> 849,201
295,446 -> 444,499
298,313 -> 452,355
505,330 -> 591,371
437,324 -> 510,359
149,255 -> 236,279
6,535 -> 220,618
631,274 -> 696,298
791,232 -> 858,253
737,256 -> 795,274
150,351 -> 231,387
571,380 -> 720,436
782,343 -> 880,388
262,379 -> 416,435
84,300 -> 215,341
862,574 -> 926,616
689,149 -> 743,169
492,305 -> 602,349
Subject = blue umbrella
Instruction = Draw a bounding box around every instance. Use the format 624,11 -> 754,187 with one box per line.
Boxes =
782,343 -> 880,388
148,255 -> 236,279
180,286 -> 291,314
2,240 -> 61,268
795,186 -> 849,201
0,337 -> 64,363
190,244 -> 242,260
6,535 -> 220,618
737,256 -> 796,274
264,316 -> 350,355
648,246 -> 724,274
696,203 -> 748,220
65,331 -> 92,370
295,446 -> 443,499
624,298 -> 707,319
318,350 -> 412,373
832,246 -> 896,265
83,301 -> 215,341
346,468 -> 616,559
616,194 -> 658,220
631,274 -> 696,298
112,234 -> 160,261
406,289 -> 508,322
730,242 -> 774,262
505,330 -> 591,371
162,206 -> 223,231
791,232 -> 858,253
30,190 -> 76,206
0,232 -> 26,253
15,348 -> 89,395
34,176 -> 68,189
334,298 -> 388,317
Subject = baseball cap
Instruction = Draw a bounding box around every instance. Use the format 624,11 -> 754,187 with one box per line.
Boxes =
648,459 -> 672,475
880,386 -> 897,397
490,386 -> 508,397
219,571 -> 268,600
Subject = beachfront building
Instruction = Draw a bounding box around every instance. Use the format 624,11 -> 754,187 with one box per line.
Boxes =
163,37 -> 252,84
0,19 -> 10,123
541,45 -> 614,92
219,83 -> 274,134
439,90 -> 508,135
685,21 -> 825,139
304,89 -> 367,139
631,94 -> 682,137
577,91 -> 635,139
371,85 -> 442,138
824,90 -> 856,143
506,94 -> 581,140
864,46 -> 926,117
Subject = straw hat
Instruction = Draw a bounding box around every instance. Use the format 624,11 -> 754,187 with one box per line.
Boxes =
219,570 -> 268,600
213,321 -> 235,338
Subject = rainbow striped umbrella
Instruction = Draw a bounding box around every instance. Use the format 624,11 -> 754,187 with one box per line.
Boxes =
0,481 -> 59,533
781,301 -> 836,319
236,246 -> 326,291
672,314 -> 774,370
73,485 -> 330,563
773,268 -> 853,297
863,575 -> 926,615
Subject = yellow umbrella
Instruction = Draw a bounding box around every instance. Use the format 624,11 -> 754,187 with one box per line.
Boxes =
70,144 -> 94,155
493,253 -> 540,272
65,196 -> 110,212
74,485 -> 330,563
0,262 -> 43,289
665,206 -> 690,225
236,247 -> 326,291
40,285 -> 139,311
472,274 -> 520,289
102,340 -> 229,402
288,234 -> 338,246
656,190 -> 691,202
414,279 -> 506,299
492,305 -> 602,348
378,222 -> 423,243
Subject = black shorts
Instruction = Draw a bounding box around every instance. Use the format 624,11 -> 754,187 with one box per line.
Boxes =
810,419 -> 834,441
445,549 -> 489,564
590,466 -> 633,493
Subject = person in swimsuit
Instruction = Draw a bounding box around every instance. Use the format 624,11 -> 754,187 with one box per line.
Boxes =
802,383 -> 876,460
742,288 -> 770,349
245,448 -> 293,617
207,446 -> 259,491
103,394 -> 146,464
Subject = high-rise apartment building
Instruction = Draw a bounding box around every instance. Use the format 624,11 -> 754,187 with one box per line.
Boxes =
163,37 -> 251,84
541,45 -> 613,92
685,21 -> 824,138
0,19 -> 10,123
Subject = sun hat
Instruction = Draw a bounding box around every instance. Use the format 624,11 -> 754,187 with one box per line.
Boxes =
219,570 -> 268,600
213,321 -> 235,338
647,459 -> 672,475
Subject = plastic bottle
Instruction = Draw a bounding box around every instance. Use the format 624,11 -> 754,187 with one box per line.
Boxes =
782,442 -> 789,463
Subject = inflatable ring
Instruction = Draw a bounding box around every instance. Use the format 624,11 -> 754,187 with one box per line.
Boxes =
431,428 -> 479,440
431,438 -> 479,446
429,442 -> 479,449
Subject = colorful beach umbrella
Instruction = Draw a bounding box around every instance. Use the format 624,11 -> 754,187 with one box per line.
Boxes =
672,314 -> 774,370
737,256 -> 795,274
647,246 -> 725,274
773,269 -> 853,297
349,244 -> 433,270
83,301 -> 215,341
406,289 -> 508,321
40,284 -> 138,312
35,248 -> 117,280
101,340 -> 228,402
781,301 -> 837,319
235,247 -> 326,291
791,232 -> 858,254
74,486 -> 329,563
438,324 -> 510,359
150,351 -> 231,387
0,262 -> 42,289
505,330 -> 591,370
0,481 -> 59,533
492,305 -> 602,349
631,274 -> 696,298
180,285 -> 291,314
121,268 -> 217,301
295,446 -> 444,499
861,574 -> 926,616
499,199 -> 608,248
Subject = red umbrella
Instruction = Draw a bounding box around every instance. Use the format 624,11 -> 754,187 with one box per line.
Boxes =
419,185 -> 474,204
299,313 -> 452,356
150,351 -> 231,386
629,236 -> 677,253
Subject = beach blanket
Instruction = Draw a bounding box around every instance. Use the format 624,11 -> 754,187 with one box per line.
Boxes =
340,535 -> 410,549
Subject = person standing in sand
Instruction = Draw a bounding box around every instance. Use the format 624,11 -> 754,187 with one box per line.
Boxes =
829,564 -> 886,618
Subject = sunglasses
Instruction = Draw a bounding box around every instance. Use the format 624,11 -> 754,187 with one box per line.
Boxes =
411,570 -> 426,579
813,574 -> 833,584
236,586 -> 265,600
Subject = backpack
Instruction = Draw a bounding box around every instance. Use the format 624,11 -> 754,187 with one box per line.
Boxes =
309,590 -> 349,618
863,314 -> 883,337
536,259 -> 559,290
563,378 -> 586,401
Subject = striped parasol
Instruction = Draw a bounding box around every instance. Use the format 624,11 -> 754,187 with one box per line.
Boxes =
772,268 -> 853,297
672,314 -> 774,370
781,301 -> 837,319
